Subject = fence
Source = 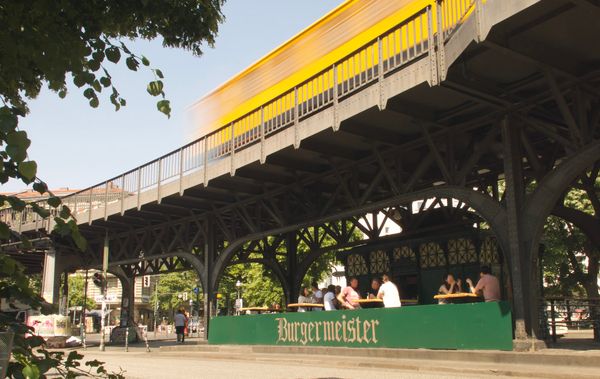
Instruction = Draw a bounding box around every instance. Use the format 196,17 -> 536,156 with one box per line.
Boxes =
1,0 -> 478,232
540,297 -> 600,342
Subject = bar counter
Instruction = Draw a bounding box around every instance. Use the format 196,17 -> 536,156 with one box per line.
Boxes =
209,302 -> 513,350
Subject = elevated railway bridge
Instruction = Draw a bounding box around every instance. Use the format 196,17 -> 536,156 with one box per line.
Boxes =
2,0 -> 600,343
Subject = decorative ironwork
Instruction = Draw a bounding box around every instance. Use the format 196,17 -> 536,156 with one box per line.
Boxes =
419,242 -> 446,268
347,254 -> 368,276
480,236 -> 499,264
369,250 -> 391,274
448,238 -> 477,265
393,246 -> 416,263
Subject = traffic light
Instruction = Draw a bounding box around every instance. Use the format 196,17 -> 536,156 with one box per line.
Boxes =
92,272 -> 105,290
142,276 -> 150,287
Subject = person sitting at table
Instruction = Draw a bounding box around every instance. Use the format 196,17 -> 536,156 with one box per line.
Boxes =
269,302 -> 282,313
311,281 -> 324,311
466,266 -> 501,302
334,285 -> 342,309
323,285 -> 337,311
437,273 -> 462,304
377,274 -> 401,308
338,277 -> 361,309
297,287 -> 312,312
368,278 -> 381,299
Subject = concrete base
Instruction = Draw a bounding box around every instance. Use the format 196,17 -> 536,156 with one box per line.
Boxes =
513,338 -> 548,352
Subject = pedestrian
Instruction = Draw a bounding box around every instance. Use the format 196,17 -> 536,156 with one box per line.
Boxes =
311,281 -> 323,311
297,287 -> 311,312
339,277 -> 361,309
323,285 -> 337,311
466,266 -> 501,302
174,308 -> 187,343
377,274 -> 401,308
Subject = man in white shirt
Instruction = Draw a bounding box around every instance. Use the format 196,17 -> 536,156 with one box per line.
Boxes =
323,285 -> 336,311
377,274 -> 401,308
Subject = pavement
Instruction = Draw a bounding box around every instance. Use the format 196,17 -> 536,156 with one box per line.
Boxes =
56,330 -> 600,379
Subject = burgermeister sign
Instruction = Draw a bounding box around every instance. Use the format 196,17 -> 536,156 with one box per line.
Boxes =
209,303 -> 514,351
275,314 -> 380,345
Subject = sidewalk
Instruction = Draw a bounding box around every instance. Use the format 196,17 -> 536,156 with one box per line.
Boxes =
156,337 -> 600,379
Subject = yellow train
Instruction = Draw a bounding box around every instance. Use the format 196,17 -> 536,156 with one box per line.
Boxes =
188,0 -> 475,157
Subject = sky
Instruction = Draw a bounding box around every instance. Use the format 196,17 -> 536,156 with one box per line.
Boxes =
5,0 -> 345,193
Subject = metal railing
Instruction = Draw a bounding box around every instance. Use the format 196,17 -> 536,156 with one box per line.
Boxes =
1,0 -> 477,232
540,297 -> 600,342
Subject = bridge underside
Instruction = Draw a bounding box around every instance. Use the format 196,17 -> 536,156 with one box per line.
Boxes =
10,0 -> 600,341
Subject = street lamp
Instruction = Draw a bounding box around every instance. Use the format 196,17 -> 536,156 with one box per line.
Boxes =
235,280 -> 242,299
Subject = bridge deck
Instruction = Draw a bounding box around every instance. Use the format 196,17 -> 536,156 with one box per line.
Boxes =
4,0 -> 540,238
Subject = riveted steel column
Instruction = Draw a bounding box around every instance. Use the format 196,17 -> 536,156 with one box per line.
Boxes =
119,274 -> 135,328
203,222 -> 216,340
436,1 -> 447,82
427,5 -> 438,86
501,116 -> 529,340
286,232 -> 299,304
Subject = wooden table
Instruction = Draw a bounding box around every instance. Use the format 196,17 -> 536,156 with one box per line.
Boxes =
356,298 -> 383,308
401,299 -> 419,306
240,307 -> 270,314
287,303 -> 324,311
433,292 -> 481,303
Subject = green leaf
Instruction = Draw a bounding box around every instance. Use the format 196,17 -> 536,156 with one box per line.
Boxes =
83,88 -> 95,99
146,81 -> 163,96
100,77 -> 111,87
6,145 -> 27,162
6,130 -> 31,162
59,205 -> 71,219
88,58 -> 101,72
33,181 -> 48,194
92,50 -> 105,63
22,363 -> 40,379
58,89 -> 67,99
72,226 -> 87,251
31,203 -> 51,218
92,80 -> 102,92
89,97 -> 99,108
18,161 -> 37,181
154,69 -> 164,79
47,196 -> 61,208
7,130 -> 31,148
73,74 -> 86,88
125,56 -> 138,71
157,100 -> 171,118
0,107 -> 18,133
141,56 -> 150,66
0,222 -> 11,239
105,47 -> 121,63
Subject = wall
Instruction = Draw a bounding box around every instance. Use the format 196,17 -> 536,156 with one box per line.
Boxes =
209,302 -> 513,350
